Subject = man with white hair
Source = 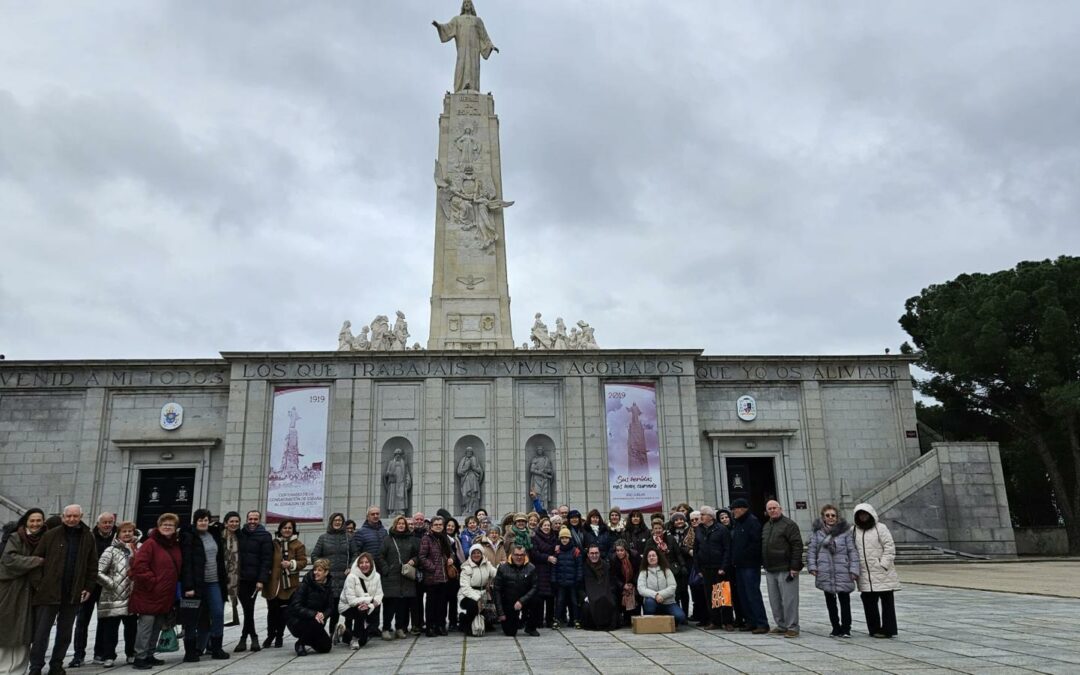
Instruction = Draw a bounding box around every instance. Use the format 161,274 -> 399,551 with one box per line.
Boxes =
762,500 -> 803,637
693,507 -> 731,630
69,511 -> 116,667
29,505 -> 99,675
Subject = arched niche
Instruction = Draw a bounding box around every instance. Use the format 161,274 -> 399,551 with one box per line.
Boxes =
525,434 -> 557,511
453,435 -> 486,517
381,437 -> 414,516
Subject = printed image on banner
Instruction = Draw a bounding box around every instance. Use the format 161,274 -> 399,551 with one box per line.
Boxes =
267,386 -> 329,522
605,383 -> 663,512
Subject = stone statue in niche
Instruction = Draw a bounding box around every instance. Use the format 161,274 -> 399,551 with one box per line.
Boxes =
530,313 -> 550,350
456,446 -> 484,515
528,445 -> 554,510
433,0 -> 498,94
434,161 -> 513,250
384,448 -> 412,514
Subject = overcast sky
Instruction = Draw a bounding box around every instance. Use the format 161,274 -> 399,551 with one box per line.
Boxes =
2,2 -> 1078,360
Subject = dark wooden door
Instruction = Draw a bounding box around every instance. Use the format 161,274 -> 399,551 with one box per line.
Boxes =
135,468 -> 196,536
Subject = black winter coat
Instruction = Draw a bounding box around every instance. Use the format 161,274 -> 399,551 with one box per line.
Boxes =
180,528 -> 227,596
581,560 -> 618,630
581,525 -> 614,559
287,572 -> 335,630
730,512 -> 764,569
694,523 -> 732,572
236,525 -> 273,584
493,562 -> 537,617
621,525 -> 651,557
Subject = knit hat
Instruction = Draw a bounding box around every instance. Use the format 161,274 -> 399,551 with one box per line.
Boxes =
671,512 -> 686,522
558,527 -> 571,539
568,509 -> 582,519
730,498 -> 751,509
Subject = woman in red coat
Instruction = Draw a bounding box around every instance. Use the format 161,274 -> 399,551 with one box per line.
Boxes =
128,513 -> 182,670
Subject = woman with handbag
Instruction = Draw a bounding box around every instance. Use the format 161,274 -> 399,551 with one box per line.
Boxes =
263,520 -> 307,648
376,515 -> 418,639
179,509 -> 230,662
129,513 -> 182,670
418,516 -> 454,637
457,544 -> 497,637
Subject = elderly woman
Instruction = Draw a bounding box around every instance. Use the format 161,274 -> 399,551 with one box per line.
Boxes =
96,521 -> 140,667
263,520 -> 307,648
287,559 -> 335,655
808,504 -> 859,638
377,515 -> 418,639
458,544 -> 497,636
853,503 -> 900,638
0,508 -> 46,674
129,513 -> 182,670
480,527 -> 507,567
607,508 -> 624,534
418,516 -> 454,637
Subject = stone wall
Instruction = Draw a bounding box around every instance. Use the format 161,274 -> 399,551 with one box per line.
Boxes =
0,391 -> 86,513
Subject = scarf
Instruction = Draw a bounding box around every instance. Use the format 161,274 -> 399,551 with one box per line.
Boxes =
510,525 -> 532,551
18,526 -> 43,549
586,556 -> 604,578
619,555 -> 636,610
652,532 -> 669,553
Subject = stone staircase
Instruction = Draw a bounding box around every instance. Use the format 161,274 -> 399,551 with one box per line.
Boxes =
895,543 -> 989,564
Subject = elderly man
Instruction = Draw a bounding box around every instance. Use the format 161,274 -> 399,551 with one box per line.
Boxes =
729,498 -> 770,634
693,506 -> 731,630
409,512 -> 427,635
29,504 -> 99,675
69,512 -> 116,667
762,500 -> 804,637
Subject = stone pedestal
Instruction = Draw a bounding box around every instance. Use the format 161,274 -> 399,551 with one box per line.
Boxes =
428,92 -> 514,350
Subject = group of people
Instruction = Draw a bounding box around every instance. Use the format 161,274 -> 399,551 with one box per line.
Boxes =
0,498 -> 900,674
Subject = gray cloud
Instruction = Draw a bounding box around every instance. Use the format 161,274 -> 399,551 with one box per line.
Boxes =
1,2 -> 1078,359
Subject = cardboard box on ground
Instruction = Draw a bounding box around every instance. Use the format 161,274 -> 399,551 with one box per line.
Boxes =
631,615 -> 676,634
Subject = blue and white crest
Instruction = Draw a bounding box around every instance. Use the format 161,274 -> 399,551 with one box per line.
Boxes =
160,402 -> 184,430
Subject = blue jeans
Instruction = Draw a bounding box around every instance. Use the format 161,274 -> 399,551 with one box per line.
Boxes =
555,585 -> 580,624
735,567 -> 769,629
642,597 -> 687,625
191,584 -> 225,651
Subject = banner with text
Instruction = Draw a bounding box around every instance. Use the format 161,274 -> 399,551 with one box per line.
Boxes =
267,386 -> 329,522
605,383 -> 663,512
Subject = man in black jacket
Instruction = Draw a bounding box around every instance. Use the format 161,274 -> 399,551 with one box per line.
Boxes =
729,498 -> 770,634
494,544 -> 539,637
235,510 -> 272,652
693,506 -> 731,630
351,506 -> 386,637
70,511 -> 115,667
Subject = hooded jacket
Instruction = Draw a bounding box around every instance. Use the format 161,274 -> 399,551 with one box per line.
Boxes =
807,517 -> 859,594
457,543 -> 497,608
852,503 -> 900,593
312,526 -> 351,599
128,528 -> 182,616
339,555 -> 383,614
97,533 -> 140,618
351,519 -> 387,558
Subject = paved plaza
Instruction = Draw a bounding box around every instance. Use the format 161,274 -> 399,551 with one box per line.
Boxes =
42,567 -> 1080,675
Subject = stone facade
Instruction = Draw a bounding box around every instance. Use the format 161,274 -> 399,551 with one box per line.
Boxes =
1,351 -> 1017,556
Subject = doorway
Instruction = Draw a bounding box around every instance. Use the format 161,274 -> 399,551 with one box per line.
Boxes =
135,468 -> 196,536
725,457 -> 777,522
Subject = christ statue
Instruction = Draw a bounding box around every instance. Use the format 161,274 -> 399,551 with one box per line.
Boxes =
433,0 -> 499,93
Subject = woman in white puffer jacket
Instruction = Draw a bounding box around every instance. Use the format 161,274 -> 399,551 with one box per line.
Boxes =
852,503 -> 900,639
457,544 -> 497,636
338,553 -> 383,650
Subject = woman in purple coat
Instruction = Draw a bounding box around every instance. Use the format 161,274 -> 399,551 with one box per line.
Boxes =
806,504 -> 860,637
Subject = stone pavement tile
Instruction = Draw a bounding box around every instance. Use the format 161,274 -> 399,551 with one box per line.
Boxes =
530,669 -> 600,675
988,654 -> 1078,668
397,662 -> 456,674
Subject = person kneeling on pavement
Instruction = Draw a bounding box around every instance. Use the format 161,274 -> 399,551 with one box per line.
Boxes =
458,543 -> 497,636
338,553 -> 383,650
287,559 -> 335,655
494,544 -> 539,637
637,549 -> 686,627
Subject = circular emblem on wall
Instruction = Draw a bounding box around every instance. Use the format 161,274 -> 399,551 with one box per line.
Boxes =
160,402 -> 184,430
736,395 -> 757,422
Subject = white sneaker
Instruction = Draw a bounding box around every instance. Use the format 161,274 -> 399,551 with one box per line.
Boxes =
350,640 -> 359,651
92,658 -> 105,665
103,660 -> 114,668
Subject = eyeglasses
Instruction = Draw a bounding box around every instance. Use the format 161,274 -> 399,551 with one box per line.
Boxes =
824,513 -> 838,519
587,552 -> 600,556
